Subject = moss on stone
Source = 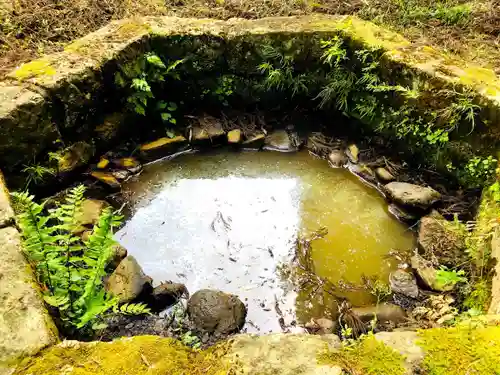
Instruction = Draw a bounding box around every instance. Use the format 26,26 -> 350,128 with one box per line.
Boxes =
318,334 -> 407,375
418,326 -> 500,375
14,336 -> 230,375
13,59 -> 57,81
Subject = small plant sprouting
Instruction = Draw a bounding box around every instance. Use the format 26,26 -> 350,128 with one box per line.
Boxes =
22,164 -> 55,189
115,52 -> 184,124
435,266 -> 467,289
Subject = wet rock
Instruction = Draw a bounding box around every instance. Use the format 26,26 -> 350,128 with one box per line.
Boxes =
97,157 -> 110,169
349,164 -> 377,185
112,157 -> 142,174
111,169 -> 131,181
384,182 -> 441,210
227,129 -> 242,144
242,133 -> 265,149
74,199 -> 109,233
187,289 -> 246,336
54,141 -> 95,174
105,256 -> 152,304
190,122 -> 225,144
328,150 -> 348,167
411,254 -> 454,292
375,167 -> 395,182
147,282 -> 189,313
90,171 -> 121,188
388,204 -> 418,222
352,303 -> 407,324
96,314 -> 172,341
264,130 -> 298,152
139,136 -> 189,161
304,317 -> 335,334
390,270 -> 419,298
108,244 -> 128,271
418,214 -> 467,266
346,144 -> 359,163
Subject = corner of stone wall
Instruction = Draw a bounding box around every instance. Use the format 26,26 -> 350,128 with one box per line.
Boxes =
0,169 -> 59,374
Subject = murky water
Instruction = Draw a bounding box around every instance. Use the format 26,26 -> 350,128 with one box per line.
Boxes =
116,150 -> 415,333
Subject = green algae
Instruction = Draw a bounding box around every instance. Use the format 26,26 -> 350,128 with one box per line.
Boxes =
418,326 -> 500,375
14,336 -> 230,375
318,334 -> 406,375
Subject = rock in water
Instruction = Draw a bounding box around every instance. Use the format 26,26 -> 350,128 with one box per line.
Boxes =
54,141 -> 95,174
375,167 -> 395,182
147,282 -> 189,313
418,214 -> 467,266
304,317 -> 335,334
74,199 -> 109,233
264,130 -> 298,152
411,254 -> 454,292
328,150 -> 348,167
384,182 -> 441,210
105,256 -> 152,303
346,144 -> 359,163
187,289 -> 246,336
352,303 -> 407,324
242,133 -> 266,149
108,244 -> 128,271
390,270 -> 419,298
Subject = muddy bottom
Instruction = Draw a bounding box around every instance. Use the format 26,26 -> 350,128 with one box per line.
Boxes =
116,150 -> 415,333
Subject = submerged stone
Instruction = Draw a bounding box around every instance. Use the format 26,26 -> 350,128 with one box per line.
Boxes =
264,130 -> 298,152
139,136 -> 188,160
388,203 -> 418,222
328,150 -> 348,167
384,182 -> 441,210
349,163 -> 377,185
242,133 -> 265,149
352,303 -> 407,324
105,255 -> 152,304
90,171 -> 121,188
187,289 -> 246,336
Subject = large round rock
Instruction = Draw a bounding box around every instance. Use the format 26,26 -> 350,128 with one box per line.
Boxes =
383,182 -> 441,210
187,289 -> 247,335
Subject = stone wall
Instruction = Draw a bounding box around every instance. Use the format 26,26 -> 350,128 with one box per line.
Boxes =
0,171 -> 58,375
0,15 -> 500,177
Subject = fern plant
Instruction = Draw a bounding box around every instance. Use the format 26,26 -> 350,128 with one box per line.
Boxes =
12,185 -> 150,334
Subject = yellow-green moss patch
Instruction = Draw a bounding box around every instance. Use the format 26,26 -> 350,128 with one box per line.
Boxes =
13,59 -> 56,81
418,326 -> 500,375
318,334 -> 407,375
14,336 -> 230,375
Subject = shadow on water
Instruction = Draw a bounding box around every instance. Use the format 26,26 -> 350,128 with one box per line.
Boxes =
116,150 -> 416,333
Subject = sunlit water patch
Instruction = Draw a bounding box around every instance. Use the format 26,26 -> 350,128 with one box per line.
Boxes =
116,150 -> 415,333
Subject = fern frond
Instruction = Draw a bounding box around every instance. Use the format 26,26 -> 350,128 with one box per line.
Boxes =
114,302 -> 152,316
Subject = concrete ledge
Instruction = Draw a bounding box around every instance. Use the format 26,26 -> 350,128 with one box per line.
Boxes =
0,172 -> 58,374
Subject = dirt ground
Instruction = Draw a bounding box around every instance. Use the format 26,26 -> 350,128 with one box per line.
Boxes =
0,0 -> 499,77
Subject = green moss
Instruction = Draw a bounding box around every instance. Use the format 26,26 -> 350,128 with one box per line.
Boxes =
13,59 -> 56,81
318,334 -> 406,375
419,326 -> 500,375
14,336 -> 230,375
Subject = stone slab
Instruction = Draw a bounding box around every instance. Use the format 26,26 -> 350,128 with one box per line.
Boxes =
0,226 -> 58,374
0,172 -> 13,228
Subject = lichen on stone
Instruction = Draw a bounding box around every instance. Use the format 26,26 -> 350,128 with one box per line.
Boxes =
14,335 -> 231,375
318,333 -> 407,375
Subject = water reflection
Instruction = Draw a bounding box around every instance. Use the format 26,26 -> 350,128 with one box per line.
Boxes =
117,177 -> 302,333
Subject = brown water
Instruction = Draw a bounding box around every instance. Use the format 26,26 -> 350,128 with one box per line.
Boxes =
116,150 -> 415,333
